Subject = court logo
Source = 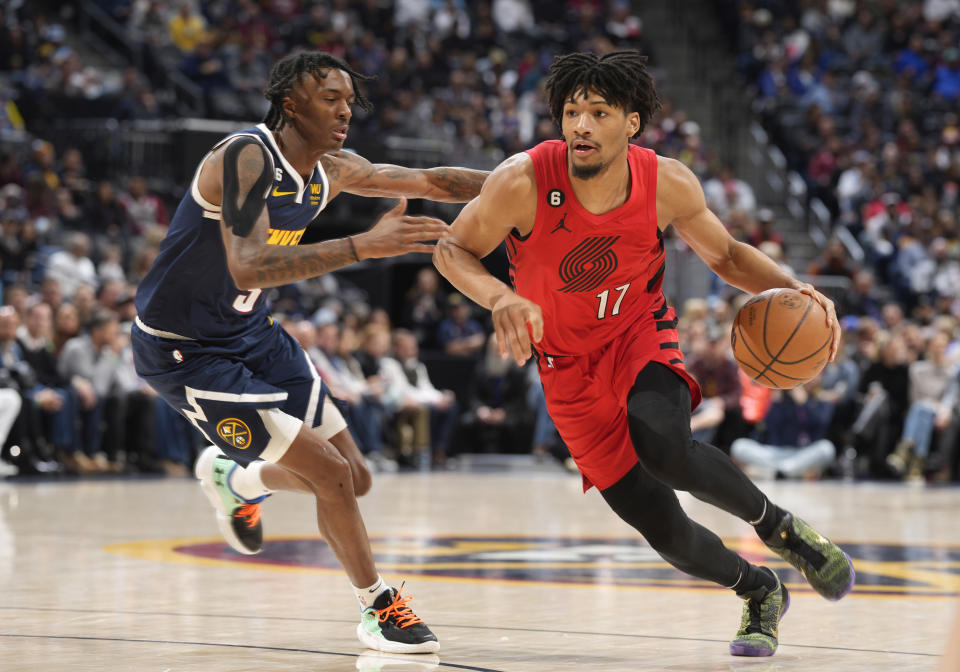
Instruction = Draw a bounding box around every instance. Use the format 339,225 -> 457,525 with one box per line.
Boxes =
557,235 -> 620,293
159,535 -> 960,599
216,418 -> 251,449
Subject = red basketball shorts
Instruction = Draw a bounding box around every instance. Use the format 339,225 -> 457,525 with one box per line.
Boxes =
537,306 -> 702,492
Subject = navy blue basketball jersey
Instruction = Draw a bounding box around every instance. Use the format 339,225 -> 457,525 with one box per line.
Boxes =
135,124 -> 330,347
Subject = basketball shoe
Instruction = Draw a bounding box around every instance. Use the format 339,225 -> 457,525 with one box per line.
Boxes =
762,512 -> 855,601
195,446 -> 267,555
356,585 -> 439,654
730,573 -> 790,657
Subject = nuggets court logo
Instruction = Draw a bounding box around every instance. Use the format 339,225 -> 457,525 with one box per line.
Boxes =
557,236 -> 621,293
216,418 -> 251,449
105,535 -> 960,600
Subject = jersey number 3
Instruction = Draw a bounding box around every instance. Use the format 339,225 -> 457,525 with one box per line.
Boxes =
596,283 -> 630,320
232,288 -> 262,313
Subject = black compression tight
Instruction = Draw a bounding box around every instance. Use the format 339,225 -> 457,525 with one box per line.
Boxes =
598,362 -> 773,591
626,362 -> 767,521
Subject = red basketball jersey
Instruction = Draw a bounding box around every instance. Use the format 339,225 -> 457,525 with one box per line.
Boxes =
507,140 -> 665,356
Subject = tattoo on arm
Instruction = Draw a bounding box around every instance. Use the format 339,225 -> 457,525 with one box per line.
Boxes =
425,167 -> 488,201
242,238 -> 358,286
222,138 -> 272,238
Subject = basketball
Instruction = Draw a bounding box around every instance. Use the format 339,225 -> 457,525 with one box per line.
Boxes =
731,288 -> 832,390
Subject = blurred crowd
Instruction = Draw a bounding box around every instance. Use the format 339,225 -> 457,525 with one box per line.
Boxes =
726,0 -> 960,316
0,0 -> 957,484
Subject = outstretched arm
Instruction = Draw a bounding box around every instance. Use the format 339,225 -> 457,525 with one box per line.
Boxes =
209,138 -> 449,290
660,157 -> 841,360
433,153 -> 543,365
322,151 -> 488,203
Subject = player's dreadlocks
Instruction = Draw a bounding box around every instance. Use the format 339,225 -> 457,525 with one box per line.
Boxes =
545,51 -> 661,138
263,51 -> 374,131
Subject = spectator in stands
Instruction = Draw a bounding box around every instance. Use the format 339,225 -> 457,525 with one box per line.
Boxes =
403,267 -> 446,349
0,209 -> 36,287
704,164 -> 757,219
51,302 -> 80,359
0,370 -> 21,476
731,378 -> 837,480
0,306 -> 41,474
73,284 -> 97,328
17,301 -> 75,471
887,331 -> 956,481
851,332 -> 910,477
381,329 -> 458,468
168,2 -> 208,53
934,48 -> 960,100
458,334 -> 532,454
299,321 -> 390,468
807,238 -> 858,279
39,279 -> 63,315
45,232 -> 98,299
686,323 -> 742,449
118,176 -> 168,234
58,310 -> 124,472
437,292 -> 485,358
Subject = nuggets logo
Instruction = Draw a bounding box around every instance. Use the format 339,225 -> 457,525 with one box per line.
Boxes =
216,418 -> 251,449
141,535 -> 960,599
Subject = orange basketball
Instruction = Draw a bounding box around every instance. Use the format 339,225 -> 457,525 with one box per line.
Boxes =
731,288 -> 832,390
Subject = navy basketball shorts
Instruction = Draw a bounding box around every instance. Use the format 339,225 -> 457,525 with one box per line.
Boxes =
131,319 -> 346,466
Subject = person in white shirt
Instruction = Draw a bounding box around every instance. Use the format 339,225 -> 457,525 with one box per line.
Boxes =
380,329 -> 458,468
44,232 -> 98,299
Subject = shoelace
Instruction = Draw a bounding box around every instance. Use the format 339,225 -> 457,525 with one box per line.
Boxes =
375,584 -> 423,629
234,502 -> 262,528
782,526 -> 827,570
744,598 -> 765,635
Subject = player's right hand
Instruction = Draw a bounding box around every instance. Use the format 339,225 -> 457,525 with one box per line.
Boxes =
353,197 -> 450,259
491,293 -> 543,366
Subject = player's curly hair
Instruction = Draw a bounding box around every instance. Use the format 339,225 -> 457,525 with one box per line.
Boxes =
545,51 -> 661,138
263,51 -> 374,131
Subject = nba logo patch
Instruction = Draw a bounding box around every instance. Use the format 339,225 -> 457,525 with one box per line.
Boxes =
173,349 -> 183,363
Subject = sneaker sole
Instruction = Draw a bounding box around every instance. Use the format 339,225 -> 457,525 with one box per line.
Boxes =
356,624 -> 440,654
730,585 -> 791,657
826,552 -> 856,602
195,447 -> 260,556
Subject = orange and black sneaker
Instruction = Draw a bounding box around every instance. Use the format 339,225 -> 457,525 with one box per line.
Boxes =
356,585 -> 439,654
195,446 -> 267,555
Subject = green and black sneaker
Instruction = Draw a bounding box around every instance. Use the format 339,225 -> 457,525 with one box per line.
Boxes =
195,446 -> 267,555
763,513 -> 855,601
357,585 -> 439,654
730,573 -> 790,657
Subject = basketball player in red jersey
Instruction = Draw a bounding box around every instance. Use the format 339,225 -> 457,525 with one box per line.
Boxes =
435,52 -> 855,657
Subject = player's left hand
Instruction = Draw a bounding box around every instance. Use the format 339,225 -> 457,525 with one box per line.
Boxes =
796,282 -> 840,362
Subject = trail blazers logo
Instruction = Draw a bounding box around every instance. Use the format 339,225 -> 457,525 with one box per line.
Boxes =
558,235 -> 620,293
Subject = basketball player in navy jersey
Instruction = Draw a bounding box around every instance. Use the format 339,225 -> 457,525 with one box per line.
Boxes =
435,52 -> 855,657
132,52 -> 488,654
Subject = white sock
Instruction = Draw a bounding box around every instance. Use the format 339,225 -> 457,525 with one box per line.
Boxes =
228,461 -> 272,501
353,575 -> 389,609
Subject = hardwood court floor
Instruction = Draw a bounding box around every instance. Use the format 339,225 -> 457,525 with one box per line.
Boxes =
0,470 -> 957,671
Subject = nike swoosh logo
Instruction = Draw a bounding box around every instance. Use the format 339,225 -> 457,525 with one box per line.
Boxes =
272,187 -> 296,197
